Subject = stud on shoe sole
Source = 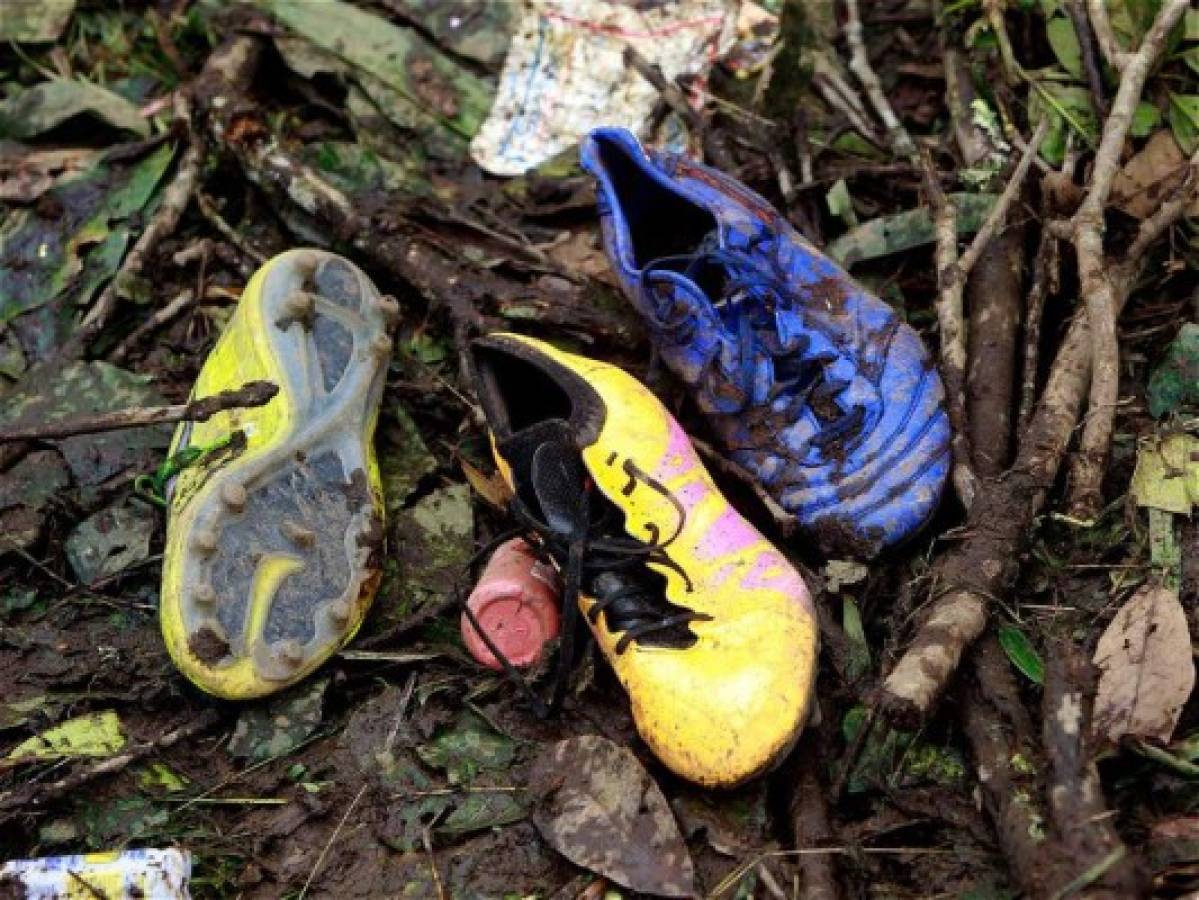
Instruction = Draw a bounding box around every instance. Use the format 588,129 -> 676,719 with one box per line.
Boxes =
160,248 -> 392,700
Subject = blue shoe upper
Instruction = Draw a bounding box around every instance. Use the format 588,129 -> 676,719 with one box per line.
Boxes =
580,127 -> 950,555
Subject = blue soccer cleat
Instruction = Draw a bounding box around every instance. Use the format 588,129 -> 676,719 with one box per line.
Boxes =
580,127 -> 950,556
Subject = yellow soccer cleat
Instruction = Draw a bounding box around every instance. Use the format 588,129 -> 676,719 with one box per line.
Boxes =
471,333 -> 818,788
161,249 -> 395,700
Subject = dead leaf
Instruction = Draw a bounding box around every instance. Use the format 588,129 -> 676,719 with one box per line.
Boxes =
1093,583 -> 1195,745
0,145 -> 101,202
459,456 -> 513,510
1112,130 -> 1199,220
528,735 -> 696,898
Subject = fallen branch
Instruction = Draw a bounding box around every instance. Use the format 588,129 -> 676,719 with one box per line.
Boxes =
879,150 -> 1198,728
844,0 -> 917,161
1066,0 -> 1192,521
1042,642 -> 1148,897
0,381 -> 277,443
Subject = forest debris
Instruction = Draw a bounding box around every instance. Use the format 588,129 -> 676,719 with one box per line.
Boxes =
255,0 -> 492,139
4,711 -> 125,765
0,78 -> 148,140
998,625 -> 1045,685
529,735 -> 695,898
0,0 -> 75,42
65,499 -> 155,583
228,678 -> 328,762
1130,434 -> 1199,515
1112,130 -> 1199,220
1147,323 -> 1199,418
471,0 -> 735,176
382,0 -> 515,69
826,192 -> 997,266
0,145 -> 100,202
0,144 -> 173,333
1093,583 -> 1194,746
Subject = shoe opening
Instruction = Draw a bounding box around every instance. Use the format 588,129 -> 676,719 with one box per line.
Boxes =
473,342 -> 574,435
591,132 -> 716,268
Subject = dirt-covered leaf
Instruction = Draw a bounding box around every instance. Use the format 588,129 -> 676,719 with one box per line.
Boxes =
528,735 -> 695,898
416,709 -> 517,785
1113,131 -> 1199,220
0,145 -> 101,203
439,790 -> 525,836
0,143 -> 173,331
1093,584 -> 1195,745
254,0 -> 493,139
385,483 -> 474,620
384,0 -> 515,69
0,0 -> 76,42
227,677 -> 328,762
65,498 -> 156,583
1130,434 -> 1199,515
0,78 -> 149,140
5,710 -> 125,763
0,449 -> 70,555
0,361 -> 169,487
828,193 -> 997,266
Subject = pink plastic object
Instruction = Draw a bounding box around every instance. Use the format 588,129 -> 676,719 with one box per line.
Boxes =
461,538 -> 562,670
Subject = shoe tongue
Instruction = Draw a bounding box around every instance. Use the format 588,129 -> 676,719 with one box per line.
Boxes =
531,440 -> 590,540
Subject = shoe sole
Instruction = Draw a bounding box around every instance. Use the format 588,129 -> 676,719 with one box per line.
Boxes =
164,249 -> 395,698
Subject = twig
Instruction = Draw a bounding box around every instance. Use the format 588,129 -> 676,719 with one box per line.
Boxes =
196,192 -> 268,265
811,52 -> 881,147
843,0 -> 917,161
1086,0 -> 1131,71
0,710 -> 221,815
787,737 -> 843,900
108,288 -> 197,363
59,97 -> 203,363
0,381 -> 277,443
1066,0 -> 1192,521
1066,0 -> 1106,115
921,149 -> 978,509
298,784 -> 368,899
1015,225 -> 1058,436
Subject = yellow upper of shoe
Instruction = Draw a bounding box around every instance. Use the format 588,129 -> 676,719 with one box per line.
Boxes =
486,334 -> 819,787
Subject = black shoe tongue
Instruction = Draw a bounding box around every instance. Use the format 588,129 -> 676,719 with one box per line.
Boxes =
531,439 -> 589,540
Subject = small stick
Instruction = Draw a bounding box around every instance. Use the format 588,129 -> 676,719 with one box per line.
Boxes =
108,288 -> 197,363
298,784 -> 368,899
1067,0 -> 1192,521
1066,0 -> 1106,116
197,192 -> 267,265
58,97 -> 204,363
787,737 -> 843,900
0,381 -> 277,443
811,52 -> 881,147
844,0 -> 917,161
0,710 -> 221,814
1086,0 -> 1131,71
1015,225 -> 1058,436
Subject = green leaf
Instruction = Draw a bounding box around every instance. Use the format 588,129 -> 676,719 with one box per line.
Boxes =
1148,323 -> 1199,418
1046,14 -> 1083,79
5,711 -> 125,763
1187,7 -> 1199,41
438,790 -> 526,835
1182,45 -> 1199,77
998,625 -> 1045,685
841,596 -> 871,680
825,178 -> 858,228
1130,101 -> 1163,138
1131,434 -> 1199,515
0,78 -> 149,140
1029,82 -> 1098,165
1168,93 -> 1199,155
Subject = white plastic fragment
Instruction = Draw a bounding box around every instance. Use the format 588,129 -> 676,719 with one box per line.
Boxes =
0,848 -> 192,899
470,0 -> 738,176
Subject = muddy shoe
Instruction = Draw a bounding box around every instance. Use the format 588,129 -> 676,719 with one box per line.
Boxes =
471,333 -> 818,788
160,249 -> 395,700
581,127 -> 951,556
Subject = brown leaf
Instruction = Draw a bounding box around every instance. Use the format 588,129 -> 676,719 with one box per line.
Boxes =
459,457 -> 513,510
1092,583 -> 1195,745
1112,130 -> 1199,220
528,736 -> 696,898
